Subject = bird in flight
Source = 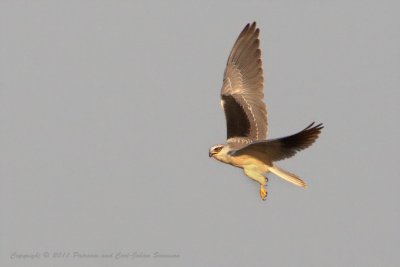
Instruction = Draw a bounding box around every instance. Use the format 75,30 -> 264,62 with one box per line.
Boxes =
209,22 -> 323,201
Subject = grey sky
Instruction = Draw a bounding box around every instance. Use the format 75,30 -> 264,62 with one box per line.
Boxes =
1,1 -> 399,267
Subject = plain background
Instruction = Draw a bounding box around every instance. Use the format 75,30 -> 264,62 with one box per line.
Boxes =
1,1 -> 399,266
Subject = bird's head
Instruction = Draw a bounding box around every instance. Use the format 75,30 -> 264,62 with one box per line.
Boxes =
209,144 -> 225,158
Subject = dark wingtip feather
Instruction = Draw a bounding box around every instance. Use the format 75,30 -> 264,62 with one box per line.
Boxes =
249,22 -> 257,30
282,122 -> 324,151
237,23 -> 251,40
304,122 -> 324,131
304,122 -> 315,130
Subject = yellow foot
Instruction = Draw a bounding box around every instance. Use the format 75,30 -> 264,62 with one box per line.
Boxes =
260,185 -> 267,201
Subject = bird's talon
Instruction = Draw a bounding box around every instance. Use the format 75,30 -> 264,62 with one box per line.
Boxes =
260,186 -> 267,201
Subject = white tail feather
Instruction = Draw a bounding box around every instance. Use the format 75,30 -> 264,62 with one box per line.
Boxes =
269,165 -> 307,188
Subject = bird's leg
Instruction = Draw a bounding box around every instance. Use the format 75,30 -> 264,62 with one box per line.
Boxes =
260,184 -> 267,201
259,176 -> 269,201
243,167 -> 268,200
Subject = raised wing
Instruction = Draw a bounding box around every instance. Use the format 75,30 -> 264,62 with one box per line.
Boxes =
221,22 -> 267,148
230,122 -> 324,164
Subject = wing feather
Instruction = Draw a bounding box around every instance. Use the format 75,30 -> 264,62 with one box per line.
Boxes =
231,123 -> 324,164
220,22 -> 267,148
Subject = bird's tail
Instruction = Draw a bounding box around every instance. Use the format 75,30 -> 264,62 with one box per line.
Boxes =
269,165 -> 307,188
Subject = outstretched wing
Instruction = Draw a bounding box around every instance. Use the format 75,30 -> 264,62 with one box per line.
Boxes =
231,123 -> 324,164
221,22 -> 267,148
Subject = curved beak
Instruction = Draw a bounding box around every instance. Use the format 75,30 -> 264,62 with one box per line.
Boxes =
209,151 -> 213,157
